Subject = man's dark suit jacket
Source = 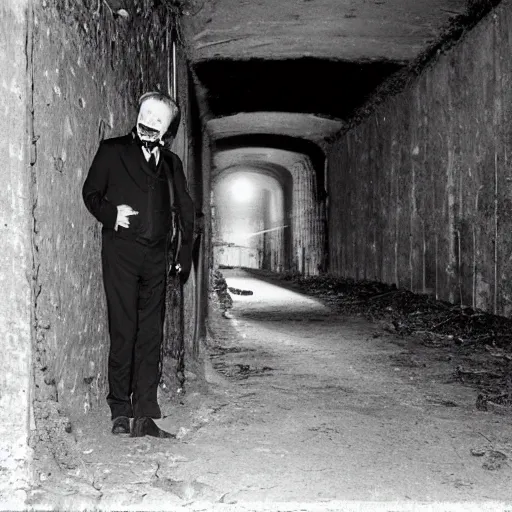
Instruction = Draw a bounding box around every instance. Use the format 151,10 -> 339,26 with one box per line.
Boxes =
82,132 -> 195,282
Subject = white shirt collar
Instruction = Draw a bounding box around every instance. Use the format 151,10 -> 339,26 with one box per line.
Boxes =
141,145 -> 160,165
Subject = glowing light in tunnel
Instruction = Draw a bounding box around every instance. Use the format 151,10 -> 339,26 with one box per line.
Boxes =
231,177 -> 253,201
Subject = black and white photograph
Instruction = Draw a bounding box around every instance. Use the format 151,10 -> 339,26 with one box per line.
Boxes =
1,0 -> 512,511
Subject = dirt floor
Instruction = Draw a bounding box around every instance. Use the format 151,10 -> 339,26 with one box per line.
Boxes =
28,269 -> 512,511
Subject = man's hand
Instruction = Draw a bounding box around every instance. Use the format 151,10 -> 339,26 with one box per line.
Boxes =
115,204 -> 139,231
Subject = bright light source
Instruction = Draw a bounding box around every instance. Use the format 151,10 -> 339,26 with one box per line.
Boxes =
231,177 -> 253,201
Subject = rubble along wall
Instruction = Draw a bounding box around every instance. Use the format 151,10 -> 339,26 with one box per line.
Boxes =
30,0 -> 195,425
0,0 -> 33,504
327,2 -> 512,315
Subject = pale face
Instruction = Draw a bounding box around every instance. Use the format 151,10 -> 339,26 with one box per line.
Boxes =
136,98 -> 174,143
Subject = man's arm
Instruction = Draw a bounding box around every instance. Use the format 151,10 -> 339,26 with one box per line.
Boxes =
172,155 -> 195,281
82,142 -> 118,228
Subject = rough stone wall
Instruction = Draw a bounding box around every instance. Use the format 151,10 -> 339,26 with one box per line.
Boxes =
289,157 -> 324,276
0,1 -> 33,504
185,66 -> 206,362
175,45 -> 201,372
162,42 -> 201,396
30,0 -> 186,421
327,2 -> 512,315
202,129 -> 213,340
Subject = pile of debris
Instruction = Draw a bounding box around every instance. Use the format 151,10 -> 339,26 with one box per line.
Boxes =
250,270 -> 512,348
211,269 -> 233,316
228,287 -> 253,296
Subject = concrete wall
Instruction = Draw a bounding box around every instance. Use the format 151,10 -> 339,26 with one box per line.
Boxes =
0,0 -> 201,493
0,0 -> 33,505
161,43 -> 202,394
290,156 -> 324,276
200,129 -> 213,344
30,1 -> 192,420
327,2 -> 512,315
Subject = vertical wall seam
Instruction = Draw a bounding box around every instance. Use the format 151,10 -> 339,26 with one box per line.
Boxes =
494,150 -> 499,314
493,14 -> 499,315
25,0 -> 37,487
25,0 -> 35,422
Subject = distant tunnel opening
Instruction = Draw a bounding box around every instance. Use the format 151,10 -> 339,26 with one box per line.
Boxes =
212,169 -> 286,271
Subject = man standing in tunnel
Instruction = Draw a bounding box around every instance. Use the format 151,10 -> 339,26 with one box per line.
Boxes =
82,92 -> 195,437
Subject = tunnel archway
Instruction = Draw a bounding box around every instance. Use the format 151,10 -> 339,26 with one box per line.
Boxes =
207,122 -> 332,275
213,145 -> 327,275
212,165 -> 290,271
213,132 -> 328,200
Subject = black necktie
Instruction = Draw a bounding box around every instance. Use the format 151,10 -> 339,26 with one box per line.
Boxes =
149,152 -> 157,172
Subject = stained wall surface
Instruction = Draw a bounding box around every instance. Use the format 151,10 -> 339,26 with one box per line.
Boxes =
162,44 -> 201,393
0,0 -> 33,504
289,157 -> 325,275
328,2 -> 512,315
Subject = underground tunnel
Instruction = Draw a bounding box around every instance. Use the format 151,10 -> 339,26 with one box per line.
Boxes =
2,0 -> 512,508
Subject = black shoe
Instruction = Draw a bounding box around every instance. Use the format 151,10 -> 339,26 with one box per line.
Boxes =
130,417 -> 175,438
111,416 -> 130,434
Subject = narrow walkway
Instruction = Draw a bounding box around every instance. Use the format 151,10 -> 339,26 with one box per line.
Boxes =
200,269 -> 512,504
32,270 -> 512,510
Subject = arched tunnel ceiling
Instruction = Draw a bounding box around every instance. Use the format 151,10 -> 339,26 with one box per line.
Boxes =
214,146 -> 327,199
213,147 -> 310,183
206,113 -> 343,147
214,134 -> 326,183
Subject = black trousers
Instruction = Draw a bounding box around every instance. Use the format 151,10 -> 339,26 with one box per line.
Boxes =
101,231 -> 167,419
